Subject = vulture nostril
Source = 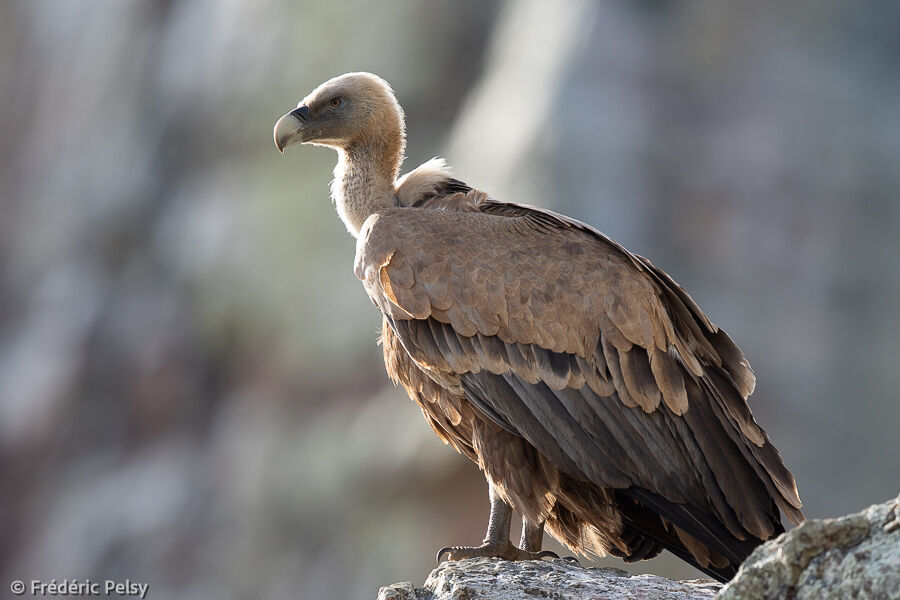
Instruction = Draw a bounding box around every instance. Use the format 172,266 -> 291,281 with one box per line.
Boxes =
290,106 -> 311,122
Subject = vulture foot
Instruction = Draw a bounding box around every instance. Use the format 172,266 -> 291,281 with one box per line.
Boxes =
437,541 -> 558,563
436,483 -> 559,563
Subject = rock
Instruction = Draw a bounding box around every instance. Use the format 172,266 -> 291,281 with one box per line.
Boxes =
719,494 -> 900,600
377,581 -> 421,600
378,496 -> 900,600
376,557 -> 722,600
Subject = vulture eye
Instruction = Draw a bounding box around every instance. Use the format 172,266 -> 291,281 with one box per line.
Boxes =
329,97 -> 343,108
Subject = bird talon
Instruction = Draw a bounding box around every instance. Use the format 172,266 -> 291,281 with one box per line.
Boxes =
436,547 -> 454,563
535,550 -> 559,561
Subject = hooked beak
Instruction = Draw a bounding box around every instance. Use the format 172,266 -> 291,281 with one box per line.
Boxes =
273,106 -> 312,154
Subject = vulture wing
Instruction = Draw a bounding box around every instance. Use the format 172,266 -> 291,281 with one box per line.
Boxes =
355,188 -> 803,569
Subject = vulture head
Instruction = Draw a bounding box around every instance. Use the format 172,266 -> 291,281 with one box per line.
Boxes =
274,72 -> 405,158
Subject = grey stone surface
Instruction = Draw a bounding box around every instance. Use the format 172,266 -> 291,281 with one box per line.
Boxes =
378,496 -> 900,600
719,494 -> 900,600
377,557 -> 722,600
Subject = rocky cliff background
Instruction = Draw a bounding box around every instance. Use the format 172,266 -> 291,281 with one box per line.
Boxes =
2,1 -> 899,599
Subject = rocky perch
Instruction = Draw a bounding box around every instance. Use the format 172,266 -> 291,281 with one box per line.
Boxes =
379,559 -> 721,600
718,493 -> 899,599
377,495 -> 899,600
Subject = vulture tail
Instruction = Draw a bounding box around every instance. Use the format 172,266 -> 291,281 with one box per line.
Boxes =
615,487 -> 767,583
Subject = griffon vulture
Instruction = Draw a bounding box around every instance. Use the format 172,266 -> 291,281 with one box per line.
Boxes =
273,72 -> 803,582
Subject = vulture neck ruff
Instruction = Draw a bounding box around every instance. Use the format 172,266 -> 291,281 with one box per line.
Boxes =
330,124 -> 405,238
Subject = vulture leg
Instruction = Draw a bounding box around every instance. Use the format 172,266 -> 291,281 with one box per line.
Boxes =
521,517 -> 578,563
437,483 -> 558,562
519,518 -> 544,553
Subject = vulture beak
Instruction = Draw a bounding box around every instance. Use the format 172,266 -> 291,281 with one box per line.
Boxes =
274,105 -> 312,154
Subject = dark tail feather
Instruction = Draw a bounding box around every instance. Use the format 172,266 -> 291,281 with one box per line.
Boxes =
656,538 -> 739,582
615,487 -> 767,583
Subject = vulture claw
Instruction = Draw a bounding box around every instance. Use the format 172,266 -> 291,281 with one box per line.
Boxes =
436,542 -> 560,563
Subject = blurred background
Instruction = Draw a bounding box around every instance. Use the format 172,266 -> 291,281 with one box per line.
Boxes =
2,0 -> 899,598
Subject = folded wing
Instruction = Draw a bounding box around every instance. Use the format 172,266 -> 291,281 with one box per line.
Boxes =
356,195 -> 802,557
